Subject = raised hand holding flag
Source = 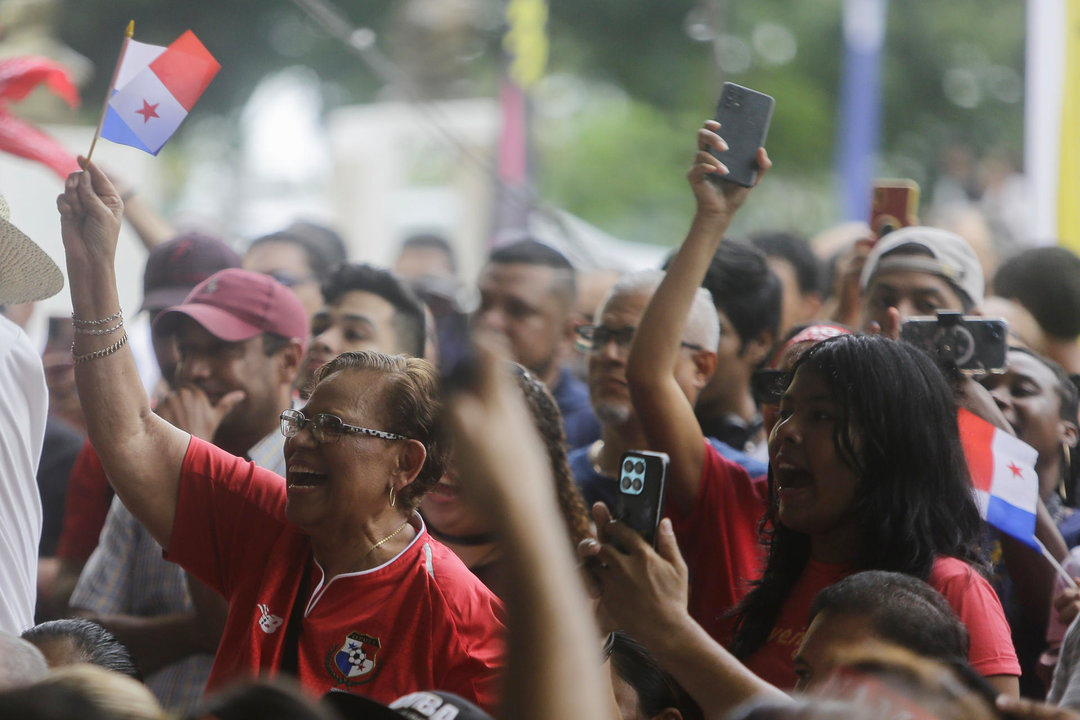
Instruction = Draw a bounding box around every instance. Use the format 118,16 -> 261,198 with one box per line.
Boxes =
89,23 -> 219,160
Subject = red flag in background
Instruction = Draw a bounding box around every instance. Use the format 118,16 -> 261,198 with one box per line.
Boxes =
0,56 -> 80,177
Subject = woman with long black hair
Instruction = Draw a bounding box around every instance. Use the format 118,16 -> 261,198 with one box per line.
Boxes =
729,334 -> 1012,688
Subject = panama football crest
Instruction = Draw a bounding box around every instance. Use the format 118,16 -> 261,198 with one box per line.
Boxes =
326,632 -> 382,687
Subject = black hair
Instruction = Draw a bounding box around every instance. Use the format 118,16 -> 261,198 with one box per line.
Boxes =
749,232 -> 823,296
320,263 -> 427,358
730,334 -> 985,659
399,233 -> 457,273
487,239 -> 577,308
993,246 -> 1080,338
512,364 -> 592,549
187,679 -> 341,720
808,570 -> 970,664
606,632 -> 704,720
22,619 -> 140,680
668,240 -> 781,352
249,221 -> 348,284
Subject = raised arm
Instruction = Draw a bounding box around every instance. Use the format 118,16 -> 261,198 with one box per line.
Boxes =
57,161 -> 191,548
626,121 -> 770,515
446,340 -> 611,720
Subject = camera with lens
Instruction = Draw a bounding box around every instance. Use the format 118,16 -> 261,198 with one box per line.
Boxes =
899,311 -> 1007,374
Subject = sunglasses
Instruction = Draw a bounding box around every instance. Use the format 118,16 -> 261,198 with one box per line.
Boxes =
750,369 -> 790,407
279,408 -> 410,444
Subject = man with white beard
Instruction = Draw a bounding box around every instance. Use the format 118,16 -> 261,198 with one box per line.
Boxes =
569,270 -> 767,510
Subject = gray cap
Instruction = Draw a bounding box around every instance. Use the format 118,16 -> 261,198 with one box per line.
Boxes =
860,226 -> 984,308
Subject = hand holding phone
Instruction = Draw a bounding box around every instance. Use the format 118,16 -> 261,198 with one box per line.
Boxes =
709,82 -> 775,188
870,179 -> 920,240
612,450 -> 669,549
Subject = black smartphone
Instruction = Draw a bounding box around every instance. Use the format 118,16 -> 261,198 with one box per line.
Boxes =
900,311 -> 1008,375
710,82 -> 775,187
612,450 -> 669,549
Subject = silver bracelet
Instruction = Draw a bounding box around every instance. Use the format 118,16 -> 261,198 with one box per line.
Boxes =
72,309 -> 123,328
74,319 -> 124,336
71,332 -> 128,365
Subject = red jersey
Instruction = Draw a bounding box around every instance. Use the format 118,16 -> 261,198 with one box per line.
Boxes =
55,440 -> 112,563
165,437 -> 505,709
743,556 -> 1020,688
668,441 -> 769,644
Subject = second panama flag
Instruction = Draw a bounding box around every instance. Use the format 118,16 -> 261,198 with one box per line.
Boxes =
100,30 -> 219,155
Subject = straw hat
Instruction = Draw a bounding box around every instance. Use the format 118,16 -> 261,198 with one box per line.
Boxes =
0,194 -> 63,305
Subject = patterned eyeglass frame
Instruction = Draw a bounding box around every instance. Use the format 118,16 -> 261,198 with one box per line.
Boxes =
279,408 -> 410,443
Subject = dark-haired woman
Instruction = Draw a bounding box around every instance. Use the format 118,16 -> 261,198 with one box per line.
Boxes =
729,334 -> 1016,693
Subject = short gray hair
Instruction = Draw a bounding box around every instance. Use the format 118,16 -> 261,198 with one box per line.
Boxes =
597,270 -> 719,351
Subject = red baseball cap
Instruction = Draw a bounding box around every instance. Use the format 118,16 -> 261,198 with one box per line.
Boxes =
140,233 -> 242,314
154,268 -> 309,351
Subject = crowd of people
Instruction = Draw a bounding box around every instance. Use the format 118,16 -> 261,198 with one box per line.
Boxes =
5,116 -> 1080,720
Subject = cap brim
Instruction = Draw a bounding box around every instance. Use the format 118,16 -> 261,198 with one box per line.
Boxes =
321,691 -> 402,720
154,303 -> 264,342
0,219 -> 64,305
139,286 -> 198,314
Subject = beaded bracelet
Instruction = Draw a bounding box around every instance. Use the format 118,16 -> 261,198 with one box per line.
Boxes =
72,333 -> 128,365
72,309 -> 123,328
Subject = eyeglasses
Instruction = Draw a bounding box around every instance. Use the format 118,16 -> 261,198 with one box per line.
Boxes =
574,324 -> 705,355
279,408 -> 410,444
750,369 -> 791,407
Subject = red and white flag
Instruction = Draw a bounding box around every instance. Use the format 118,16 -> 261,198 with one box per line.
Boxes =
958,408 -> 1040,550
100,30 -> 219,155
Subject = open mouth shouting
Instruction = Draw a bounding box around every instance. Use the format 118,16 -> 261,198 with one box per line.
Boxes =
287,463 -> 330,492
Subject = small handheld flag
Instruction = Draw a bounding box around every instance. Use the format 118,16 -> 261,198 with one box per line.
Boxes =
958,407 -> 1040,549
89,23 -> 219,159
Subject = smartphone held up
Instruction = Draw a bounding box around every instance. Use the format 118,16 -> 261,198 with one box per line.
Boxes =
870,179 -> 920,241
709,82 -> 774,187
612,450 -> 670,550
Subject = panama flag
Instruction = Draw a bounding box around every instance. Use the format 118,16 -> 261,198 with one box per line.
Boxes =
100,30 -> 219,155
958,408 -> 1040,550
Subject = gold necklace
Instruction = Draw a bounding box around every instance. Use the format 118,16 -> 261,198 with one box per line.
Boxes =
362,520 -> 411,562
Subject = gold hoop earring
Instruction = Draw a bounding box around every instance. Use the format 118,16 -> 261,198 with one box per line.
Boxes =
389,486 -> 396,508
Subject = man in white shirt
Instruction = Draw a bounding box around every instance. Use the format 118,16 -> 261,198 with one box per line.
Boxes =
0,194 -> 64,633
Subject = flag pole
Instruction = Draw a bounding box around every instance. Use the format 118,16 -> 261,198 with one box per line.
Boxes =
86,20 -> 134,165
1036,537 -> 1080,589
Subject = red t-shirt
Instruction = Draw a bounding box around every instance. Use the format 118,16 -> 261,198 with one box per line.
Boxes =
55,440 -> 112,563
164,437 -> 505,709
743,556 -> 1020,688
668,441 -> 769,644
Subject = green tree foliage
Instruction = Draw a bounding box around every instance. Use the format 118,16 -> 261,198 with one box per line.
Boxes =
52,0 -> 1026,243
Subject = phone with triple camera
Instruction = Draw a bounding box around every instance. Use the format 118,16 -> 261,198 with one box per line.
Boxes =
899,311 -> 1008,375
870,179 -> 920,241
710,82 -> 775,187
613,450 -> 669,549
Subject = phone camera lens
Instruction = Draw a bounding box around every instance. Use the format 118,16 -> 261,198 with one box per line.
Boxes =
621,478 -> 631,490
623,459 -> 634,473
634,461 -> 645,474
632,478 -> 643,492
